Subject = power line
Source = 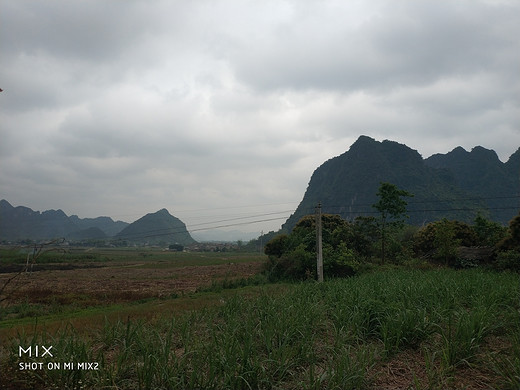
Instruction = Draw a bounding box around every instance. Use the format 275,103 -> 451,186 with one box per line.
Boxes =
113,211 -> 295,241
186,210 -> 295,228
21,194 -> 517,243
330,194 -> 519,209
189,217 -> 289,233
108,192 -> 520,241
112,204 -> 519,242
114,216 -> 291,240
292,194 -> 520,216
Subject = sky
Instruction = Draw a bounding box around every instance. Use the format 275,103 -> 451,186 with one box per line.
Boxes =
1,0 -> 519,238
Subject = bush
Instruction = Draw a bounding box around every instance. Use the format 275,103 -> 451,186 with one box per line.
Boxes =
473,213 -> 507,247
493,250 -> 520,272
264,234 -> 289,258
324,242 -> 360,277
414,220 -> 477,253
265,244 -> 315,281
497,212 -> 520,252
264,215 -> 370,281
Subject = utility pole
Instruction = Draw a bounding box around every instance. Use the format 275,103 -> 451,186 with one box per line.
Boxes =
316,202 -> 323,282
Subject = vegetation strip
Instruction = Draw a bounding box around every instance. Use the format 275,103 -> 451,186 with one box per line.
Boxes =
2,268 -> 519,389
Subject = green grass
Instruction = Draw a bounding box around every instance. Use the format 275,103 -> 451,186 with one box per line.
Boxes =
133,251 -> 266,268
0,247 -> 266,266
1,268 -> 519,389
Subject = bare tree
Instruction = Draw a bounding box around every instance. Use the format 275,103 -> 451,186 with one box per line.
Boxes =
0,238 -> 65,304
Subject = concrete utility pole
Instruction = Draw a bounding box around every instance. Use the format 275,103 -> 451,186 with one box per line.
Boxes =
316,202 -> 324,282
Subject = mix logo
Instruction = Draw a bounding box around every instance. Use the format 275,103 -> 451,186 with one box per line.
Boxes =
19,346 -> 54,358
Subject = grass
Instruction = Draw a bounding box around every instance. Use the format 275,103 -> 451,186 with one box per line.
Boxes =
1,267 -> 519,389
0,247 -> 266,267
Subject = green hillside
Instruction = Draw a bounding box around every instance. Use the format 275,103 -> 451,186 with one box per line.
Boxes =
283,136 -> 516,231
425,146 -> 519,223
115,209 -> 196,246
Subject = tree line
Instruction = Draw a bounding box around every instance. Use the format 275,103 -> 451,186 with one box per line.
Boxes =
264,182 -> 520,280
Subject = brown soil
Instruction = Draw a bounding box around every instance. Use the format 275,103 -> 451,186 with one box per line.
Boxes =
1,260 -> 263,305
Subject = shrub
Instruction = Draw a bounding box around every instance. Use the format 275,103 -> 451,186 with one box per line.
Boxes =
265,244 -> 315,281
473,213 -> 507,247
324,242 -> 359,277
497,212 -> 520,252
264,215 -> 368,280
493,250 -> 520,272
414,220 -> 478,261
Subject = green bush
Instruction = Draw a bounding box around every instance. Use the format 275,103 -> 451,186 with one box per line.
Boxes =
265,243 -> 315,281
493,250 -> 520,272
497,212 -> 520,252
414,219 -> 478,257
264,215 -> 369,280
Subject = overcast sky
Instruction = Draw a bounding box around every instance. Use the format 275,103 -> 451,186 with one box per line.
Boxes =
1,0 -> 519,236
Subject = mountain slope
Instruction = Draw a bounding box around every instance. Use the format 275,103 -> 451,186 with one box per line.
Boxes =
115,209 -> 196,246
69,215 -> 128,237
282,136 -> 514,231
0,200 -> 78,241
504,148 -> 520,177
425,146 -> 519,223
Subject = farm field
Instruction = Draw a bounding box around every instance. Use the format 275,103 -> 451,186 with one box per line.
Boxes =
0,248 -> 265,320
0,248 -> 519,389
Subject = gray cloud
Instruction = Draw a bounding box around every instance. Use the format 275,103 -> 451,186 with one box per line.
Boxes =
230,1 -> 519,93
1,0 -> 519,233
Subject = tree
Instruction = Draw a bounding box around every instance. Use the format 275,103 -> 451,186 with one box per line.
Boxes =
168,244 -> 184,252
433,219 -> 460,265
473,212 -> 507,247
372,182 -> 413,264
493,212 -> 520,271
497,212 -> 520,251
264,234 -> 289,258
351,216 -> 379,258
263,214 -> 358,280
414,219 -> 478,257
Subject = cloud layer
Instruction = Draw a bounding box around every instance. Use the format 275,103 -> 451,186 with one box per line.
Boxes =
1,0 -> 519,233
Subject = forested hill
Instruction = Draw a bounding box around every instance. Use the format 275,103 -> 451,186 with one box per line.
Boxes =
115,208 -> 196,246
282,136 -> 519,231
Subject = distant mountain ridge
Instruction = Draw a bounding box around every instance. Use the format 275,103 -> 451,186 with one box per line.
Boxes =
69,215 -> 128,237
283,136 -> 519,231
0,199 -> 129,242
0,201 -> 197,245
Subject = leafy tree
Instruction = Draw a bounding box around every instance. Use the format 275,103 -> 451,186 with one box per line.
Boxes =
350,216 -> 379,258
264,214 -> 361,280
372,182 -> 413,264
414,219 -> 478,260
473,212 -> 507,247
491,212 -> 520,271
264,234 -> 289,258
497,212 -> 520,252
277,244 -> 315,280
433,219 -> 461,265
